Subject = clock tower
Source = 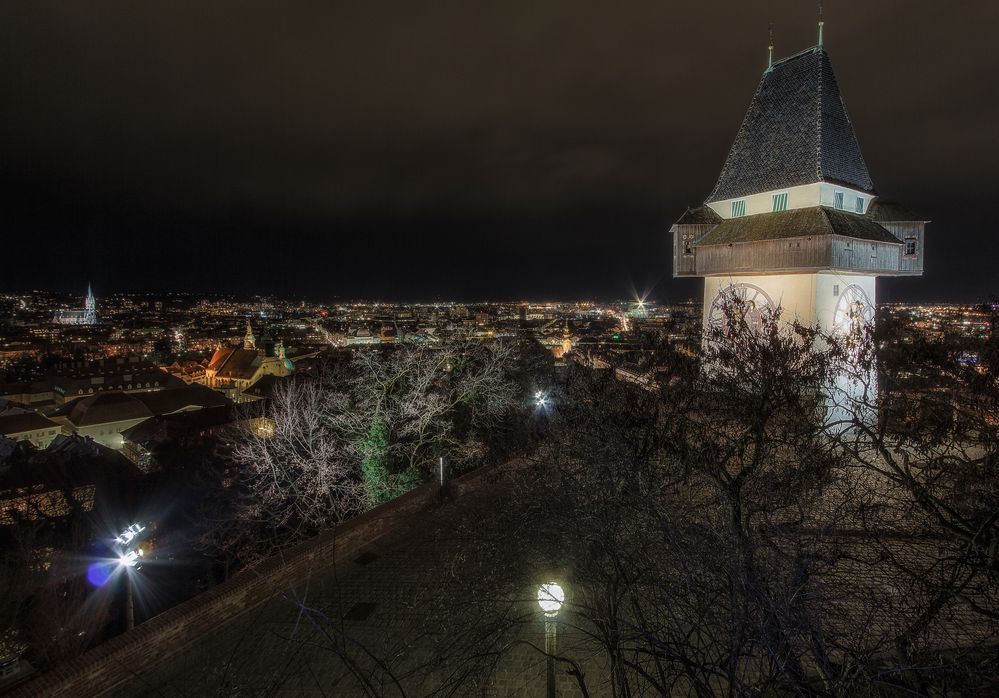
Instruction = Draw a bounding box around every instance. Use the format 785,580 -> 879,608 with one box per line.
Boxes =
671,36 -> 926,404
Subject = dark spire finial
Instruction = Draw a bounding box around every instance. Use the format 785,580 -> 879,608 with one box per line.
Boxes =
818,0 -> 825,47
768,23 -> 774,69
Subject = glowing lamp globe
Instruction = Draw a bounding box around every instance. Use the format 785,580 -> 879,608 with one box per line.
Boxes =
537,582 -> 565,617
119,548 -> 143,569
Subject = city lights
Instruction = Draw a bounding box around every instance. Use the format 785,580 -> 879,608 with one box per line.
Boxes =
0,0 -> 992,693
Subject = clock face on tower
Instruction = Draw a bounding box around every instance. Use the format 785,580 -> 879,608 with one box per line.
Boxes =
833,284 -> 873,339
708,283 -> 775,335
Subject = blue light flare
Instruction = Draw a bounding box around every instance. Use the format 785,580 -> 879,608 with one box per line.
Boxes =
87,560 -> 117,587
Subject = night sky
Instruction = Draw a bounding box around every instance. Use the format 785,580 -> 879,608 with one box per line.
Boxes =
2,1 -> 996,302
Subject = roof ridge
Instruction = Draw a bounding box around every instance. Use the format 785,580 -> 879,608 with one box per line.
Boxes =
815,49 -> 825,183
770,45 -> 823,69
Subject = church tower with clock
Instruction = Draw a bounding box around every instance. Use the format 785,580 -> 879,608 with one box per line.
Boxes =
671,31 -> 925,352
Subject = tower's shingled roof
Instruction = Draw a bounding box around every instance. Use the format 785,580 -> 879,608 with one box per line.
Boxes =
706,47 -> 873,203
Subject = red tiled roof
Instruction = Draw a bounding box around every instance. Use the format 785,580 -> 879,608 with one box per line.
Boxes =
209,348 -> 260,380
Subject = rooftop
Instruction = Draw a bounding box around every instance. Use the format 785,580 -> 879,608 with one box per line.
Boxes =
695,206 -> 902,246
707,47 -> 873,203
0,412 -> 60,436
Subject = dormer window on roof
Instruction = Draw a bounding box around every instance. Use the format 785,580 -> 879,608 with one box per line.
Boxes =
772,192 -> 788,212
731,200 -> 746,217
834,191 -> 845,210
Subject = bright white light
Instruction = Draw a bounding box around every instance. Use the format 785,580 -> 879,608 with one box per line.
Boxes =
115,523 -> 145,547
537,582 -> 565,616
119,549 -> 143,568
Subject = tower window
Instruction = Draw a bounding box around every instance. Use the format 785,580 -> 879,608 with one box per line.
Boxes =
731,200 -> 746,217
833,284 -> 840,296
904,237 -> 917,256
834,191 -> 845,209
855,197 -> 865,213
771,192 -> 788,212
682,232 -> 694,257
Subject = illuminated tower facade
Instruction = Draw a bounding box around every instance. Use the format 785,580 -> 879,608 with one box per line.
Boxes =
53,283 -> 98,325
561,321 -> 573,357
672,40 -> 926,364
244,319 -> 256,350
82,283 -> 97,325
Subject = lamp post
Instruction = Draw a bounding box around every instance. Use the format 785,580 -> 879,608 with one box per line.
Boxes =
534,390 -> 547,408
115,524 -> 146,631
537,582 -> 564,698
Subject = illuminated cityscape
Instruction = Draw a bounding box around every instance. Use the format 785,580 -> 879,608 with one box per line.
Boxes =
2,1 -> 998,696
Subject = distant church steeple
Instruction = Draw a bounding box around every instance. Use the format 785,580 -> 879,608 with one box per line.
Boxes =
83,283 -> 97,325
244,319 -> 256,350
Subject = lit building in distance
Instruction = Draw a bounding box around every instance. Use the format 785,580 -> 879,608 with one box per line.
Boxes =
672,28 -> 925,353
204,320 -> 295,401
53,283 -> 98,325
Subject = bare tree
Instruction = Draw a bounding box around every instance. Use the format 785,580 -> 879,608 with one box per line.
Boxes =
829,304 -> 999,694
412,298 -> 998,696
230,375 -> 365,557
224,341 -> 519,560
347,341 -> 519,477
138,303 -> 999,696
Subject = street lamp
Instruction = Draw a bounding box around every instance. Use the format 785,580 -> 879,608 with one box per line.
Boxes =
115,523 -> 147,630
119,548 -> 143,569
537,582 -> 565,698
115,523 -> 145,547
534,390 -> 550,410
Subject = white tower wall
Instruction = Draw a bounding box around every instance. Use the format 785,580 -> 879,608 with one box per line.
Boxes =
702,272 -> 875,335
702,272 -> 877,425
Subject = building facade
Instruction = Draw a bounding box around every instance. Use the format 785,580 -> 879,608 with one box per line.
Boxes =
203,320 -> 295,401
672,39 -> 926,361
53,283 -> 98,325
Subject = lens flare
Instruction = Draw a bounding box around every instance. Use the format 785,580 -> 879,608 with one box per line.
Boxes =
87,560 -> 116,587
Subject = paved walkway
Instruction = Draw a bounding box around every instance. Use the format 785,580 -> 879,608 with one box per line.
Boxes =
108,483 -> 602,697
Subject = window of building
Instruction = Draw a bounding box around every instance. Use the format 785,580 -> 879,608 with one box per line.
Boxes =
682,232 -> 694,257
833,284 -> 840,296
871,243 -> 877,259
856,197 -> 865,213
731,200 -> 746,217
772,193 -> 788,212
834,191 -> 845,210
904,237 -> 917,256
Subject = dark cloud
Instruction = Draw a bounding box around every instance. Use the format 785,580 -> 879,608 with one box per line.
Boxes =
1,1 -> 996,301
